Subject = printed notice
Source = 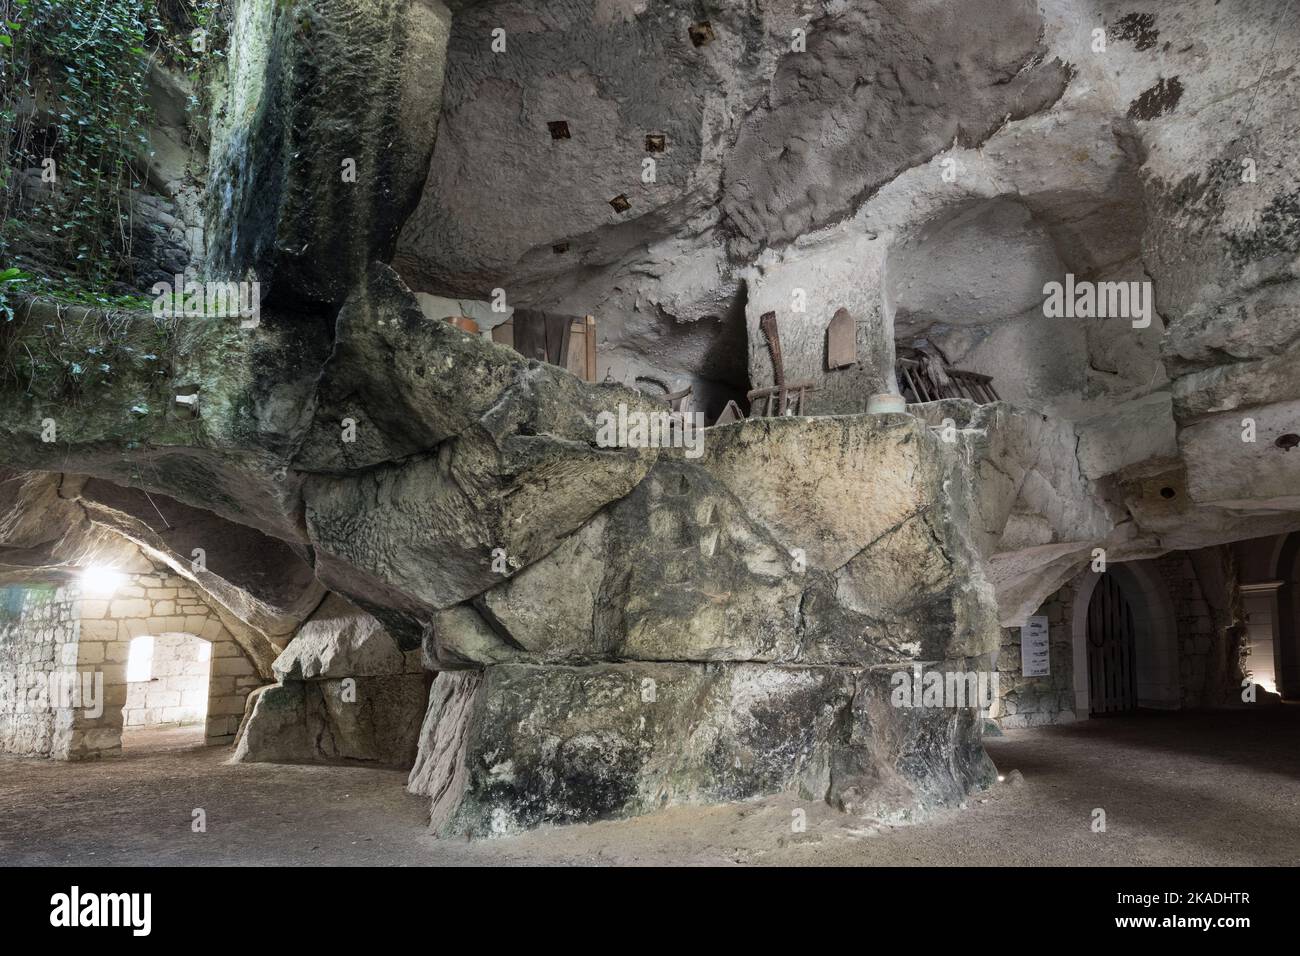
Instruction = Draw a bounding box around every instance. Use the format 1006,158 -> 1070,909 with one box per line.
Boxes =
1021,615 -> 1050,677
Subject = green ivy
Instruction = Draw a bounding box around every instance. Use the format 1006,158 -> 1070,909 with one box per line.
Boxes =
0,290 -> 176,402
0,1 -> 221,292
0,265 -> 32,321
145,0 -> 224,74
1,0 -> 158,288
0,1 -> 225,406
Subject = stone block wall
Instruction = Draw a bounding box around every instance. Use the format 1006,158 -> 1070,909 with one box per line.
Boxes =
988,555 -> 1239,726
123,633 -> 210,728
989,582 -> 1077,728
1156,553 -> 1218,707
0,583 -> 82,757
75,569 -> 262,755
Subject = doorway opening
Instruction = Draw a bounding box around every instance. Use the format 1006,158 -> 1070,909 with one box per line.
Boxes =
1086,573 -> 1139,715
120,632 -> 211,752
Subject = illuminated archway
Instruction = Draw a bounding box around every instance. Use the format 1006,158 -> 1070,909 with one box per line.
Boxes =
1070,561 -> 1181,715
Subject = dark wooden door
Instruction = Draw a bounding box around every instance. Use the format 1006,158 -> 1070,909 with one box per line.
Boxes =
1087,574 -> 1138,715
511,309 -> 575,368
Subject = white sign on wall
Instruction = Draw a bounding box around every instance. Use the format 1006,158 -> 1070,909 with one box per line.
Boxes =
1021,615 -> 1050,677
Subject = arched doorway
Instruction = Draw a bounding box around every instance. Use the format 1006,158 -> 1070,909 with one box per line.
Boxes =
1070,561 -> 1182,715
1085,574 -> 1138,714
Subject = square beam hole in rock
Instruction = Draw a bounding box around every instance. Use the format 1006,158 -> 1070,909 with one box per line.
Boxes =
609,194 -> 631,213
552,242 -> 570,255
547,120 -> 571,140
689,21 -> 715,47
646,133 -> 666,152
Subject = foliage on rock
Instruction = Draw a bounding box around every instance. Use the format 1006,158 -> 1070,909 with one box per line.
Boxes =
0,0 -> 217,295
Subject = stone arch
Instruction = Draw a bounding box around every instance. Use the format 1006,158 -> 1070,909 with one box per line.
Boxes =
72,570 -> 265,758
1070,560 -> 1181,715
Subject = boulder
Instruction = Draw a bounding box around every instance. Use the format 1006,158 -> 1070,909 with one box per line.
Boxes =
272,594 -> 415,681
298,264 -> 661,615
424,414 -> 1001,668
405,411 -> 1004,834
410,659 -> 996,837
234,674 -> 426,768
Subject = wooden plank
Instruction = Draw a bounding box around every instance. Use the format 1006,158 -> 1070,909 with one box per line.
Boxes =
1109,577 -> 1119,712
826,307 -> 856,369
1107,578 -> 1118,712
759,311 -> 785,388
491,320 -> 514,348
1119,580 -> 1130,710
1088,589 -> 1101,714
1096,580 -> 1107,713
919,368 -> 935,402
545,311 -> 573,367
1098,584 -> 1107,714
584,315 -> 597,382
1125,601 -> 1138,709
899,361 -> 928,402
1097,592 -> 1106,714
1114,579 -> 1125,712
905,366 -> 924,403
512,309 -> 549,363
565,323 -> 587,378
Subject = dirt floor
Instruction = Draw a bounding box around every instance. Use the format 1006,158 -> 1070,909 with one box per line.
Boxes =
2,708 -> 1298,866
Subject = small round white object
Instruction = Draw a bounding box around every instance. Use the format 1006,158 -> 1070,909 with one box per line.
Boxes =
866,393 -> 907,415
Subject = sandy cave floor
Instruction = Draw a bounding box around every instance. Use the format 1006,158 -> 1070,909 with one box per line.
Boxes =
2,708 -> 1298,867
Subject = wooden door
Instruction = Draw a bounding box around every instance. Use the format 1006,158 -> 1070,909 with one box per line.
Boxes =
1087,574 -> 1138,715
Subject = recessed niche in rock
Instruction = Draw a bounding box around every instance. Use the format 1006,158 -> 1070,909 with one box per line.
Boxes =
688,21 -> 714,47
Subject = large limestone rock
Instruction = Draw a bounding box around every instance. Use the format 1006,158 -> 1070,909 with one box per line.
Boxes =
1180,401 -> 1300,513
425,415 -> 1000,669
272,593 -> 415,681
410,660 -> 995,837
292,263 -> 534,472
1075,393 -> 1179,482
236,594 -> 425,767
406,667 -> 481,802
298,265 -> 660,621
234,675 -> 426,768
412,413 -> 1004,833
0,264 -> 665,649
